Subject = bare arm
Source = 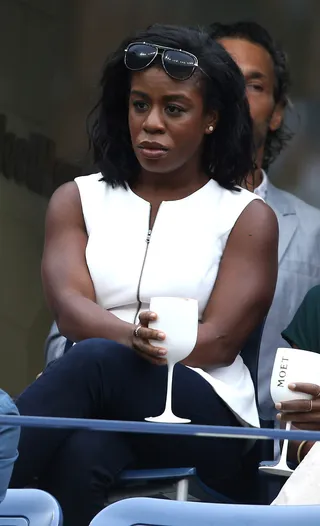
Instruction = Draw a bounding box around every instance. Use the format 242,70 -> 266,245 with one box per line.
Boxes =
184,199 -> 279,368
42,182 -> 134,346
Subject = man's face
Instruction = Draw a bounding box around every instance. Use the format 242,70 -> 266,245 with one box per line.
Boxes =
218,37 -> 283,167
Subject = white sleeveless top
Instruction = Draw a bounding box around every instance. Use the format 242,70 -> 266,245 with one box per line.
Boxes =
75,173 -> 262,427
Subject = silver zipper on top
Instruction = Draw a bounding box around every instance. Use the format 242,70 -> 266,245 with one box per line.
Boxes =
134,207 -> 152,324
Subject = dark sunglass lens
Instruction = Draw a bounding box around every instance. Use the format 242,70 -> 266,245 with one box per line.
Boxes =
163,50 -> 196,80
125,44 -> 157,70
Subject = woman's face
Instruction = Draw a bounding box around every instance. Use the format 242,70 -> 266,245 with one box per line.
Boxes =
128,66 -> 216,174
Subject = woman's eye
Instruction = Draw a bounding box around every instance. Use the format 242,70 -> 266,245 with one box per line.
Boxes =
132,100 -> 148,111
166,105 -> 185,115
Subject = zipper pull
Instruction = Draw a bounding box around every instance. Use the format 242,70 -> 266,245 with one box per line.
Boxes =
146,229 -> 152,243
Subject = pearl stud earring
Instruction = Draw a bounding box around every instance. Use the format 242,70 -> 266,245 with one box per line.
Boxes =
208,125 -> 214,132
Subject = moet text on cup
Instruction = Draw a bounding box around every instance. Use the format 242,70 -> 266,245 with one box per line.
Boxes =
277,356 -> 289,387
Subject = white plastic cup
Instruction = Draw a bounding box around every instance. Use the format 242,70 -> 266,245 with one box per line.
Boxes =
270,347 -> 320,404
149,297 -> 198,364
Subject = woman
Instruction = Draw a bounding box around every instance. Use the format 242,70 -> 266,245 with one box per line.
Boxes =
276,285 -> 320,465
10,24 -> 278,524
274,381 -> 320,505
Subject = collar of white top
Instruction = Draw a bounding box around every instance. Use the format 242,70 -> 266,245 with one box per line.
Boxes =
254,170 -> 268,200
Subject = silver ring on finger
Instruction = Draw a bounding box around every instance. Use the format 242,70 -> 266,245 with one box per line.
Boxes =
134,325 -> 142,338
307,399 -> 313,412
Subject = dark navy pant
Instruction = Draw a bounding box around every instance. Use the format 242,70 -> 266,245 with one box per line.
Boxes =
10,339 -> 247,525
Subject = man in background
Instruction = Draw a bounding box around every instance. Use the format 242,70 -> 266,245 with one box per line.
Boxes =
210,21 -> 320,418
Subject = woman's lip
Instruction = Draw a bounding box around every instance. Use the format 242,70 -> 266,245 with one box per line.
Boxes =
138,147 -> 169,159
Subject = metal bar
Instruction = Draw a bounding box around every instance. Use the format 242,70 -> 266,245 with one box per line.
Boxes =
176,479 -> 189,501
0,415 -> 319,442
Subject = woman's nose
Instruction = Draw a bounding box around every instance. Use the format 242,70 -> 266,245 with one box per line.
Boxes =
143,108 -> 165,134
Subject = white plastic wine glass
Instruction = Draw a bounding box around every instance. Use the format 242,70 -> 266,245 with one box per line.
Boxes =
259,347 -> 320,477
145,297 -> 198,424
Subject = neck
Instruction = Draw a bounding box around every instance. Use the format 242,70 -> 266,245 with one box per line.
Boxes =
245,167 -> 263,192
244,146 -> 264,192
133,159 -> 209,201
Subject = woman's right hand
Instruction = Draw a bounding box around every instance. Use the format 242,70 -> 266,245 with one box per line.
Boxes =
132,311 -> 167,365
276,382 -> 320,430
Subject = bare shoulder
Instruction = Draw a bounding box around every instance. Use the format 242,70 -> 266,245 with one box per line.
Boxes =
234,199 -> 279,244
46,181 -> 82,223
242,198 -> 278,224
48,181 -> 80,210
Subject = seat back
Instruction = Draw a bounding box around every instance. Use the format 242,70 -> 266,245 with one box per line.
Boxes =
240,320 -> 265,402
90,497 -> 320,525
0,489 -> 62,526
44,322 -> 67,366
0,520 -> 28,525
239,321 -> 275,464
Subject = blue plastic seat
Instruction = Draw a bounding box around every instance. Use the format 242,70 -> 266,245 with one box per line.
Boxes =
90,497 -> 320,526
0,488 -> 62,526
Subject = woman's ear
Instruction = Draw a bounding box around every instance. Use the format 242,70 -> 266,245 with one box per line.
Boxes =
205,111 -> 219,134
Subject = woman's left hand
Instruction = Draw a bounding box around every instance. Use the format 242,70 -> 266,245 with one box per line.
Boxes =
276,382 -> 320,430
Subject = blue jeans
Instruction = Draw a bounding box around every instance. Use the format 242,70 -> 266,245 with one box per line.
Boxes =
0,389 -> 20,503
11,339 -> 246,525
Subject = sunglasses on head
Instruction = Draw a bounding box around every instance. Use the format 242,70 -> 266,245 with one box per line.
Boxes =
124,42 -> 205,81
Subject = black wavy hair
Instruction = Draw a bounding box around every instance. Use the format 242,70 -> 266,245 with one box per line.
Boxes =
88,23 -> 255,190
209,21 -> 293,170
